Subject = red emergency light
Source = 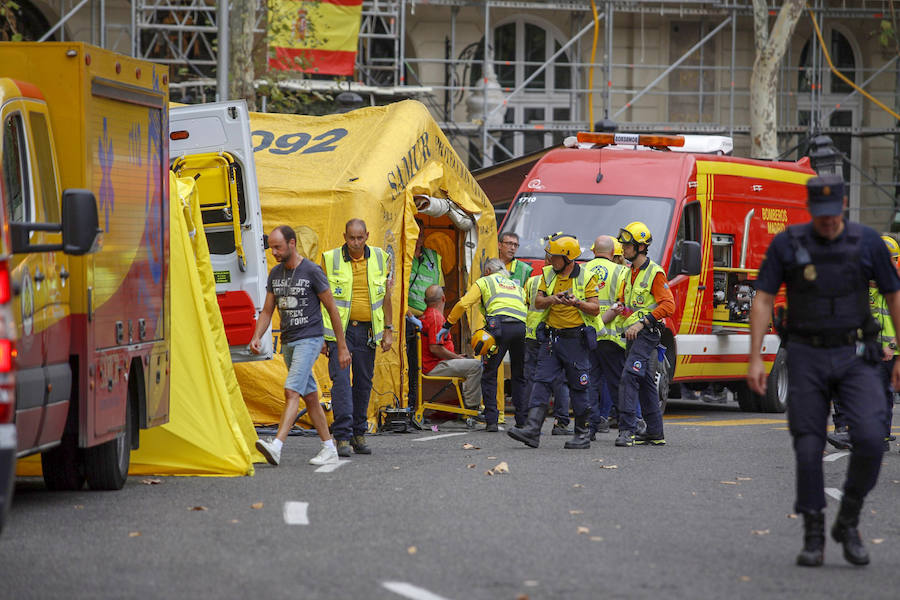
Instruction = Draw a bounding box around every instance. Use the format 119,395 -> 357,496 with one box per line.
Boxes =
576,132 -> 686,148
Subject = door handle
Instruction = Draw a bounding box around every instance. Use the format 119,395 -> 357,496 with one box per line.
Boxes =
34,268 -> 45,283
697,285 -> 706,291
59,268 -> 70,280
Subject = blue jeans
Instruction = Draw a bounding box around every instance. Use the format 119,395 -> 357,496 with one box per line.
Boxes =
327,322 -> 376,440
282,336 -> 323,395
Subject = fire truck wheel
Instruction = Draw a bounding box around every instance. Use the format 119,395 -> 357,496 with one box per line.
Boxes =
83,401 -> 132,491
760,348 -> 788,413
41,404 -> 85,491
733,383 -> 762,412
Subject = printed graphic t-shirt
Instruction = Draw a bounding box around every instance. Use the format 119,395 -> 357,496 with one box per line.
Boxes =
267,258 -> 330,343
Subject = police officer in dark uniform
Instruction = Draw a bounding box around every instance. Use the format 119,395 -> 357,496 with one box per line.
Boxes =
748,175 -> 900,568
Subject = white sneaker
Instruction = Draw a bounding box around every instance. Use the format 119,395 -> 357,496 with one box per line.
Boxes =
309,444 -> 339,466
256,438 -> 281,466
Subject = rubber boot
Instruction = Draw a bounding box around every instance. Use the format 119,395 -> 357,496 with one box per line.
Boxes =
564,415 -> 591,449
507,406 -> 547,448
796,511 -> 825,567
831,495 -> 870,566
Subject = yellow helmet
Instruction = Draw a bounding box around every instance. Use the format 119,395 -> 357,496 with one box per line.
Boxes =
882,235 -> 900,263
470,329 -> 496,356
613,239 -> 624,256
545,232 -> 581,260
618,221 -> 652,247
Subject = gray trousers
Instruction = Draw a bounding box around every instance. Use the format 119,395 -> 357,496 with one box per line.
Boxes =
427,359 -> 483,409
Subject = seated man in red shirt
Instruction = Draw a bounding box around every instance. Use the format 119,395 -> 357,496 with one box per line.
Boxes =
420,285 -> 483,409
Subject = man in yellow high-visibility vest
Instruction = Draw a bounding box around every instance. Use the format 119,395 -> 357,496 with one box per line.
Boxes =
321,219 -> 393,457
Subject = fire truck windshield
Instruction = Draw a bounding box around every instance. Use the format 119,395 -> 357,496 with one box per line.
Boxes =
502,192 -> 675,264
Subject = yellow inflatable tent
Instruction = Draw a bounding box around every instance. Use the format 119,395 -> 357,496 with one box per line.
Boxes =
236,100 -> 498,427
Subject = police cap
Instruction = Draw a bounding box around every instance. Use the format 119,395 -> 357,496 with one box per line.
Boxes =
806,175 -> 844,217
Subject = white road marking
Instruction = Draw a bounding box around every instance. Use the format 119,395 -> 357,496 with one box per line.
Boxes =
283,501 -> 309,525
382,581 -> 452,600
825,488 -> 844,501
314,460 -> 350,473
411,432 -> 468,442
823,451 -> 850,462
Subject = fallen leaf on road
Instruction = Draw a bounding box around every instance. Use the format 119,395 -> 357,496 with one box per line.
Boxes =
230,519 -> 240,524
141,478 -> 161,485
392,466 -> 401,470
431,425 -> 439,432
870,509 -> 877,515
737,494 -> 743,499
516,595 -> 530,600
467,464 -> 476,469
487,456 -> 497,459
129,531 -> 141,538
691,492 -> 697,496
569,510 -> 583,515
462,443 -> 480,450
872,538 -> 884,544
523,581 -> 538,587
893,480 -> 900,484
740,576 -> 751,582
591,458 -> 603,462
573,484 -> 584,488
787,514 -> 798,519
751,529 -> 770,536
737,477 -> 752,481
599,465 -> 618,469
577,526 -> 590,535
720,481 -> 738,485
189,506 -> 208,511
251,502 -> 264,510
407,546 -> 417,555
590,536 -> 604,542
485,461 -> 510,476
74,505 -> 84,510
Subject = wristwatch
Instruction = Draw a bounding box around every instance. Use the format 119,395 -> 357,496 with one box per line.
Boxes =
384,325 -> 393,331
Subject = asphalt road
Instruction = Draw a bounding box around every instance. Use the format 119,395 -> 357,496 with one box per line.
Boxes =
2,401 -> 900,600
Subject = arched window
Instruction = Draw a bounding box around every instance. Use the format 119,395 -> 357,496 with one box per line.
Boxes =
798,28 -> 857,95
469,18 -> 575,166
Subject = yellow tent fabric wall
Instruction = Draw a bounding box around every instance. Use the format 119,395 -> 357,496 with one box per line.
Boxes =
236,100 -> 497,427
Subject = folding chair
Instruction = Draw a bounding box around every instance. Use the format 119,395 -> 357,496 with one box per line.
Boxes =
413,331 -> 482,426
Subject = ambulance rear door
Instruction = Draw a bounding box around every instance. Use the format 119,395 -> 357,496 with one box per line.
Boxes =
169,101 -> 271,362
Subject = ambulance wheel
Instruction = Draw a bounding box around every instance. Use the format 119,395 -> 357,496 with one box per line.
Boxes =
83,401 -> 132,491
733,383 -> 761,412
41,404 -> 85,491
760,348 -> 788,413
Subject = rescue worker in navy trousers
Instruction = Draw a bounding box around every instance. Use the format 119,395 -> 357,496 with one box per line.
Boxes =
614,221 -> 676,447
508,233 -> 618,449
748,175 -> 900,568
438,258 -> 527,431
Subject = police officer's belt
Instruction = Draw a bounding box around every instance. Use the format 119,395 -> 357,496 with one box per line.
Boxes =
547,326 -> 584,338
790,330 -> 866,348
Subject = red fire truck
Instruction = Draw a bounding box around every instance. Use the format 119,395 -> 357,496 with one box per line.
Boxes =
498,132 -> 816,413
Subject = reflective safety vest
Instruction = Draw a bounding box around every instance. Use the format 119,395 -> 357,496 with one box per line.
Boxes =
622,260 -> 666,328
585,256 -> 627,348
474,272 -> 527,322
524,275 -> 542,340
536,264 -> 600,331
506,258 -> 531,288
408,248 -> 442,313
869,284 -> 896,349
321,245 -> 390,342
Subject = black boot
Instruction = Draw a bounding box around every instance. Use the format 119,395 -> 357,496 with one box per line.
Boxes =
508,406 -> 547,448
796,511 -> 825,567
831,495 -> 870,566
564,415 -> 591,450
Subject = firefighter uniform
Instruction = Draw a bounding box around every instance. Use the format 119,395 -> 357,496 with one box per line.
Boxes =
616,221 -> 675,447
322,244 -> 391,450
523,274 -> 571,431
584,254 -> 628,435
509,233 -> 600,449
444,270 -> 527,429
752,175 -> 900,567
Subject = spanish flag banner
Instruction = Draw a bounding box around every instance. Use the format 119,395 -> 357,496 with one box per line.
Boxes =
268,0 -> 363,76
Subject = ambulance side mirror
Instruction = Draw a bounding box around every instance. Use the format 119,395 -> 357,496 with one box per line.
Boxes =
10,189 -> 101,256
680,240 -> 702,276
61,189 -> 102,255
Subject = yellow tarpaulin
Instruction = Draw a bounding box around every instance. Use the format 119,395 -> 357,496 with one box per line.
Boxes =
238,99 -> 497,427
17,173 -> 262,478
